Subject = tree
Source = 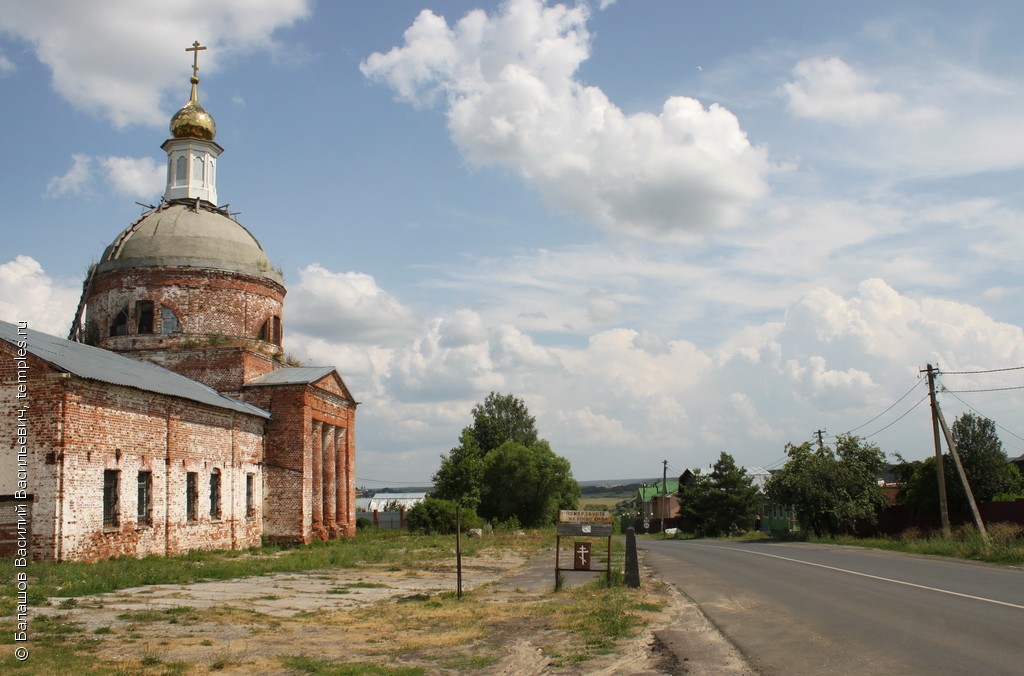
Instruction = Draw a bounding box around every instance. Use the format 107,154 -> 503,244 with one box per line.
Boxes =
406,497 -> 483,535
766,435 -> 888,537
479,440 -> 581,527
898,413 -> 1024,515
469,392 -> 539,452
431,392 -> 579,525
432,429 -> 485,509
677,452 -> 761,536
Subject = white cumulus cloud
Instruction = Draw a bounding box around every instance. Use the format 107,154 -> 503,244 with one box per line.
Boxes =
0,0 -> 311,128
46,154 -> 163,200
0,256 -> 80,336
361,0 -> 769,236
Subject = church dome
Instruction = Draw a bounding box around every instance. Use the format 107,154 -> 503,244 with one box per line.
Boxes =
96,203 -> 283,286
170,76 -> 216,141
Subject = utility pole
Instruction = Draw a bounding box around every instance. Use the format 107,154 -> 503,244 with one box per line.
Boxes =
923,364 -> 951,536
934,398 -> 990,548
660,460 -> 668,536
814,429 -> 827,450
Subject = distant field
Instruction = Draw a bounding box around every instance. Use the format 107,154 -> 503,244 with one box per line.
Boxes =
579,496 -> 623,510
579,483 -> 646,511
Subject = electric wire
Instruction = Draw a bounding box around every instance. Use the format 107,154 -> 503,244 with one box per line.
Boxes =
938,365 -> 1024,375
940,390 -> 1024,447
845,378 -> 925,435
860,392 -> 931,440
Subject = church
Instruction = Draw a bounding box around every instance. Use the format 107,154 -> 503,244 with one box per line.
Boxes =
0,44 -> 358,562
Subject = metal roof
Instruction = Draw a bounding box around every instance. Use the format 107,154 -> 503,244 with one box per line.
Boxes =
0,320 -> 268,418
245,366 -> 336,386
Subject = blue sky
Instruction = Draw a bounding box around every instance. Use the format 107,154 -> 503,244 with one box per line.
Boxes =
2,0 -> 1024,486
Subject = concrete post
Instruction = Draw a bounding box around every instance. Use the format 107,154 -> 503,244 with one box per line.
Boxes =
625,527 -> 641,588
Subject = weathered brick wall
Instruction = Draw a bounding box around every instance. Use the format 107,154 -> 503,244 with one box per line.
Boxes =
1,337 -> 265,562
243,384 -> 310,544
86,267 -> 285,350
307,383 -> 357,537
0,346 -> 63,560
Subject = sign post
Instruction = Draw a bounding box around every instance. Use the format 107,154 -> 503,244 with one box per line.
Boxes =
555,510 -> 613,586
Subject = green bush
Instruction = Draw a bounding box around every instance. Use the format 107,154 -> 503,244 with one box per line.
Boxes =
406,498 -> 483,535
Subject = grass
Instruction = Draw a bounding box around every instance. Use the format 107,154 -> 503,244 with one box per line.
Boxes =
661,520 -> 1024,565
0,528 -> 662,674
280,655 -> 424,675
814,522 -> 1024,564
0,529 -> 544,616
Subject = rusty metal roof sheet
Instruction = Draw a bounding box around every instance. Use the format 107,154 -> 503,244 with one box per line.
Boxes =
0,320 -> 269,418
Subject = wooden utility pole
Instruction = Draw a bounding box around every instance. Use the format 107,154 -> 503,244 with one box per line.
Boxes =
660,460 -> 668,536
814,429 -> 827,450
934,399 -> 990,548
923,364 -> 951,536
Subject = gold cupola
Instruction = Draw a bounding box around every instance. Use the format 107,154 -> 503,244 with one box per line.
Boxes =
169,41 -> 216,141
162,41 -> 223,205
170,75 -> 217,141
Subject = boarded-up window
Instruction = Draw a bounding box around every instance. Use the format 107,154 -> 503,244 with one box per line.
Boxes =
110,309 -> 129,337
246,473 -> 255,518
161,305 -> 181,334
209,469 -> 222,520
186,472 -> 198,522
103,470 -> 120,529
137,471 -> 152,525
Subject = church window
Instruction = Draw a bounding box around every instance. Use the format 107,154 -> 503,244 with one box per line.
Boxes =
103,469 -> 120,529
209,469 -> 222,520
192,154 -> 204,181
137,471 -> 152,525
136,301 -> 154,334
161,305 -> 181,334
259,315 -> 282,345
111,309 -> 129,337
186,472 -> 199,522
175,155 -> 187,182
246,473 -> 256,518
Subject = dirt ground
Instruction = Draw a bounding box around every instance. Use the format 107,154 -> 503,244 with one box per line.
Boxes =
30,547 -> 752,675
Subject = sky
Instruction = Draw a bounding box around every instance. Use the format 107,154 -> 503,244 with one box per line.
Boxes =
2,0 -> 1024,487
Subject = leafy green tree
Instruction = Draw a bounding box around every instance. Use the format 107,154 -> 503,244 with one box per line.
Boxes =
470,392 -> 538,452
431,392 -> 579,525
897,413 -> 1024,515
951,413 -> 1023,503
766,434 -> 888,537
677,452 -> 761,536
406,497 -> 482,535
432,429 -> 485,509
479,440 -> 581,527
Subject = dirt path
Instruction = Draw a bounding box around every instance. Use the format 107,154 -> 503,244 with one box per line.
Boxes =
32,548 -> 752,674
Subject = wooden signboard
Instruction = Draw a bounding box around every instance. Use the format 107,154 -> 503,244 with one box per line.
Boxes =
555,510 -> 612,585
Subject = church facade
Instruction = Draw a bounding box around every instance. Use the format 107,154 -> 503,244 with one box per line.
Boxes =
0,45 -> 357,562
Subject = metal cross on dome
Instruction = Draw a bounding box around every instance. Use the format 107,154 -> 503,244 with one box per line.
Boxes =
186,40 -> 207,77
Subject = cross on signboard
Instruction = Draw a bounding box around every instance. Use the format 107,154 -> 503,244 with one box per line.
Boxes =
574,542 -> 591,570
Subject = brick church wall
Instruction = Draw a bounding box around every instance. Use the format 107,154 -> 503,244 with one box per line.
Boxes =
88,268 -> 285,350
0,340 -> 265,562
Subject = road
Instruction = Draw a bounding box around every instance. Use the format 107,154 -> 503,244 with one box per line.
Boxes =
639,538 -> 1024,675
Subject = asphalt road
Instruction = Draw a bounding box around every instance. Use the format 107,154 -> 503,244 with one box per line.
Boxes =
639,538 -> 1024,675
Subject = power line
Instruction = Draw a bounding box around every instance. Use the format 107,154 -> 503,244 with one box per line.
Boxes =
938,365 -> 1024,375
860,392 -> 931,440
940,385 -> 1024,393
845,378 -> 925,434
940,390 -> 1024,447
356,477 -> 434,486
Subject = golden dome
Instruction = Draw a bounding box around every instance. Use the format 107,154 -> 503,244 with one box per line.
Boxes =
170,75 -> 216,141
